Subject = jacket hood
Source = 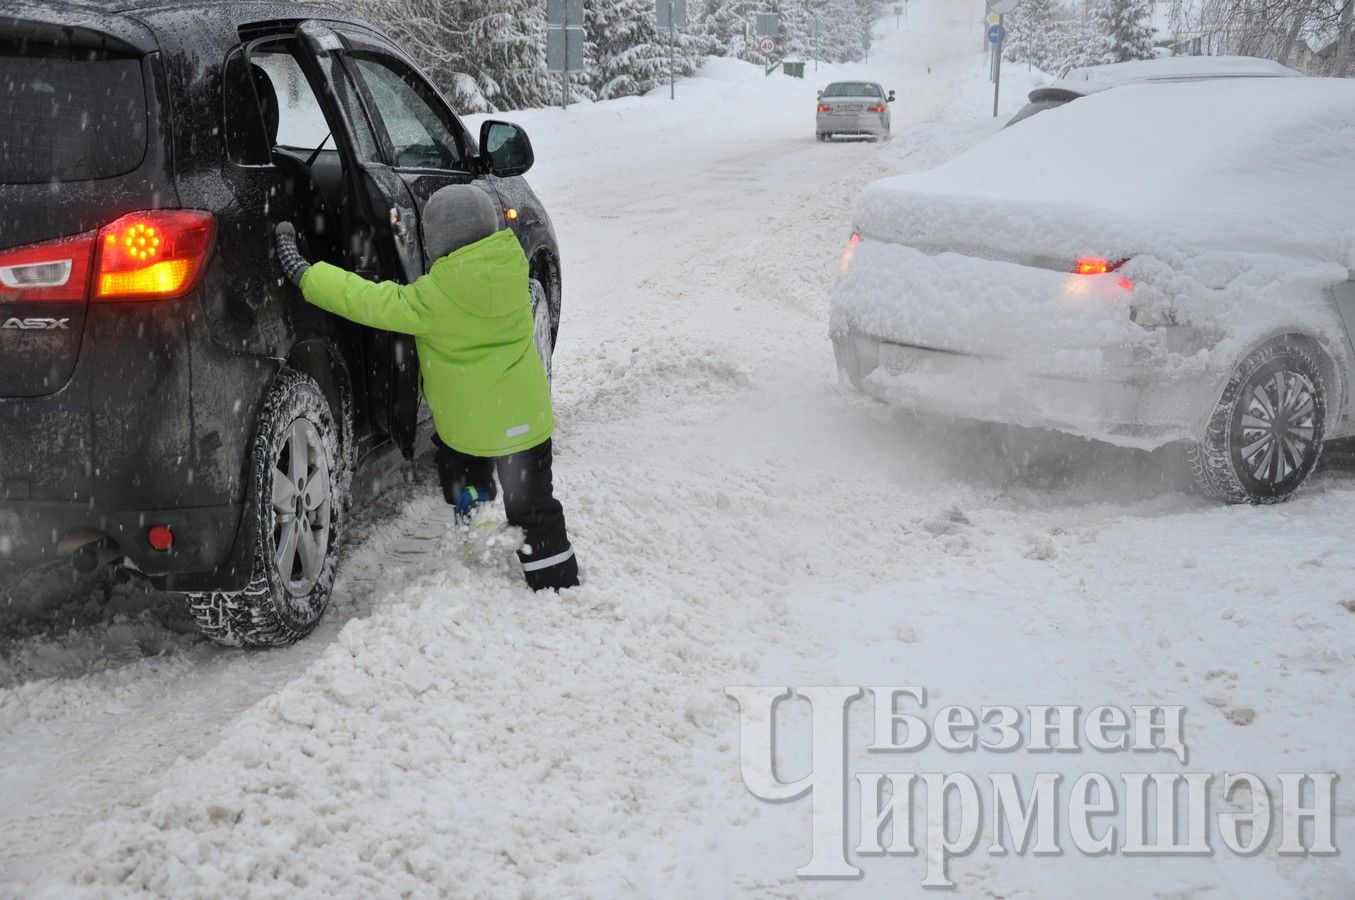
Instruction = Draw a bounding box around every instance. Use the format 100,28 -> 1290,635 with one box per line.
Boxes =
428,228 -> 529,319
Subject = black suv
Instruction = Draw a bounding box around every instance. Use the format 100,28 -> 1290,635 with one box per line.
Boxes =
0,1 -> 563,645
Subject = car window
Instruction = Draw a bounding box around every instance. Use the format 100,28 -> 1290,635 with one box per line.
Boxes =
823,83 -> 881,98
349,53 -> 466,171
0,47 -> 147,184
252,49 -> 332,152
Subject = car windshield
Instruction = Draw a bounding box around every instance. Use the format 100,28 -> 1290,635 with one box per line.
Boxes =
0,47 -> 147,184
822,82 -> 880,98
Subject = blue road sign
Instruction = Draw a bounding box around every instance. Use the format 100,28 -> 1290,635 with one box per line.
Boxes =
987,24 -> 1007,44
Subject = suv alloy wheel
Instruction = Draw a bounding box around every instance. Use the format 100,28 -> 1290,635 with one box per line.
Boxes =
188,369 -> 345,646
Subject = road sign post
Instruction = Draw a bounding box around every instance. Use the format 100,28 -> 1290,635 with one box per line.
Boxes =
546,0 -> 584,110
985,0 -> 1020,118
656,0 -> 687,100
812,15 -> 822,71
894,4 -> 902,29
755,14 -> 780,77
991,18 -> 1004,117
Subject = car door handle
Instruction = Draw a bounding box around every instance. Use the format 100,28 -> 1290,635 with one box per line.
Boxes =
389,207 -> 408,242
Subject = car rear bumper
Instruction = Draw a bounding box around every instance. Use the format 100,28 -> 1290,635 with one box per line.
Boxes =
0,298 -> 265,591
817,112 -> 887,134
0,499 -> 243,583
832,331 -> 1216,449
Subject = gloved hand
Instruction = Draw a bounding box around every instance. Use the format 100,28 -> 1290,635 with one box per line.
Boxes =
275,222 -> 311,287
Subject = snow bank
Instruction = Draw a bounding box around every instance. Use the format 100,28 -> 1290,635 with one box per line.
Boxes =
45,516 -> 741,897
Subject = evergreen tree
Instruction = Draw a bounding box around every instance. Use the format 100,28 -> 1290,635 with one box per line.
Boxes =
694,0 -> 755,57
587,0 -> 701,100
461,0 -> 556,111
1077,0 -> 1156,67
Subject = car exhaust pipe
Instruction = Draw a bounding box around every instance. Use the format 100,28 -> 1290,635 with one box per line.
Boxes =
72,540 -> 122,574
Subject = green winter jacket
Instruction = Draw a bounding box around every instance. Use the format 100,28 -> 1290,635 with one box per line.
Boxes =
299,228 -> 553,457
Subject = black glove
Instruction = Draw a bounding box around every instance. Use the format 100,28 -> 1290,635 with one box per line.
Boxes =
275,222 -> 311,287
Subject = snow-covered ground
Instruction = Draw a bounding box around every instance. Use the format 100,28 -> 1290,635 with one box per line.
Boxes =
2,2 -> 1353,897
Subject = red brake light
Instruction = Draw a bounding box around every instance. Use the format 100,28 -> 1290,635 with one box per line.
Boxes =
1073,257 -> 1134,292
95,210 -> 216,301
866,104 -> 886,113
817,104 -> 833,113
841,232 -> 862,275
0,231 -> 96,302
1074,257 -> 1123,276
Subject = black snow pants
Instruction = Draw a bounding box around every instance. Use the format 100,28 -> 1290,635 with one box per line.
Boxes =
432,435 -> 579,592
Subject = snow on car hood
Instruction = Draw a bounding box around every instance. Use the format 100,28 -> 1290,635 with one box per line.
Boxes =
853,78 -> 1355,268
1051,56 -> 1300,97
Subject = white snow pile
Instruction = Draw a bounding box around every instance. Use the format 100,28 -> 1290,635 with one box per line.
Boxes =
833,78 -> 1355,388
27,536 -> 739,898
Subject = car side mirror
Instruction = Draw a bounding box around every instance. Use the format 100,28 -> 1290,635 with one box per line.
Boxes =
478,120 -> 534,178
817,90 -> 823,99
888,91 -> 896,102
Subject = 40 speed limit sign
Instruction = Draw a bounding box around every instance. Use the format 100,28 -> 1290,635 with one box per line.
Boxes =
758,36 -> 778,55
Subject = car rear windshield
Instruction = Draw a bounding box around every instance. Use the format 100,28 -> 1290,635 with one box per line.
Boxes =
822,83 -> 881,98
0,47 -> 148,184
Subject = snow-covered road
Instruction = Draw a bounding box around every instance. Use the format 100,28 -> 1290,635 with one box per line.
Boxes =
2,2 -> 1353,896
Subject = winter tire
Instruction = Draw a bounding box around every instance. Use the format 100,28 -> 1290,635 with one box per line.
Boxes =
188,368 -> 344,647
817,132 -> 827,142
530,276 -> 556,381
1187,340 -> 1327,505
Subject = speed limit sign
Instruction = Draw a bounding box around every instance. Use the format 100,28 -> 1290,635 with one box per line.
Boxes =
758,36 -> 778,55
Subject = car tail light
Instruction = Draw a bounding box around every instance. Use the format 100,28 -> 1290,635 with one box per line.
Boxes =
841,232 -> 862,275
1073,256 -> 1133,292
817,104 -> 833,113
1074,257 -> 1118,276
0,231 -> 96,302
95,210 -> 216,301
866,104 -> 886,113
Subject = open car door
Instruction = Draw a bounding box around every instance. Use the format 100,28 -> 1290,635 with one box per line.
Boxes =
292,21 -> 422,459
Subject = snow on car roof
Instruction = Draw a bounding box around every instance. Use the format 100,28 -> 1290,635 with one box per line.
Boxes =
856,77 -> 1355,264
1047,55 -> 1301,98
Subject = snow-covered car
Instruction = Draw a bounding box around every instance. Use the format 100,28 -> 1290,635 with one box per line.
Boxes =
1007,55 -> 1301,126
816,81 -> 895,141
832,77 -> 1355,504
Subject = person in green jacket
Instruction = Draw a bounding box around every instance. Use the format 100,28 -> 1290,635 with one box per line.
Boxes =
274,185 -> 578,592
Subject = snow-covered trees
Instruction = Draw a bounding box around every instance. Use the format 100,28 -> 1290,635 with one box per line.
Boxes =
1169,1 -> 1355,74
1088,0 -> 1158,63
333,0 -> 555,111
587,0 -> 700,99
319,0 -> 890,111
1005,0 -> 1077,73
1006,0 -> 1157,75
692,0 -> 756,57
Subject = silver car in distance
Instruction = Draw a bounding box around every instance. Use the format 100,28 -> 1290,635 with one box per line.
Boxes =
817,81 -> 894,142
